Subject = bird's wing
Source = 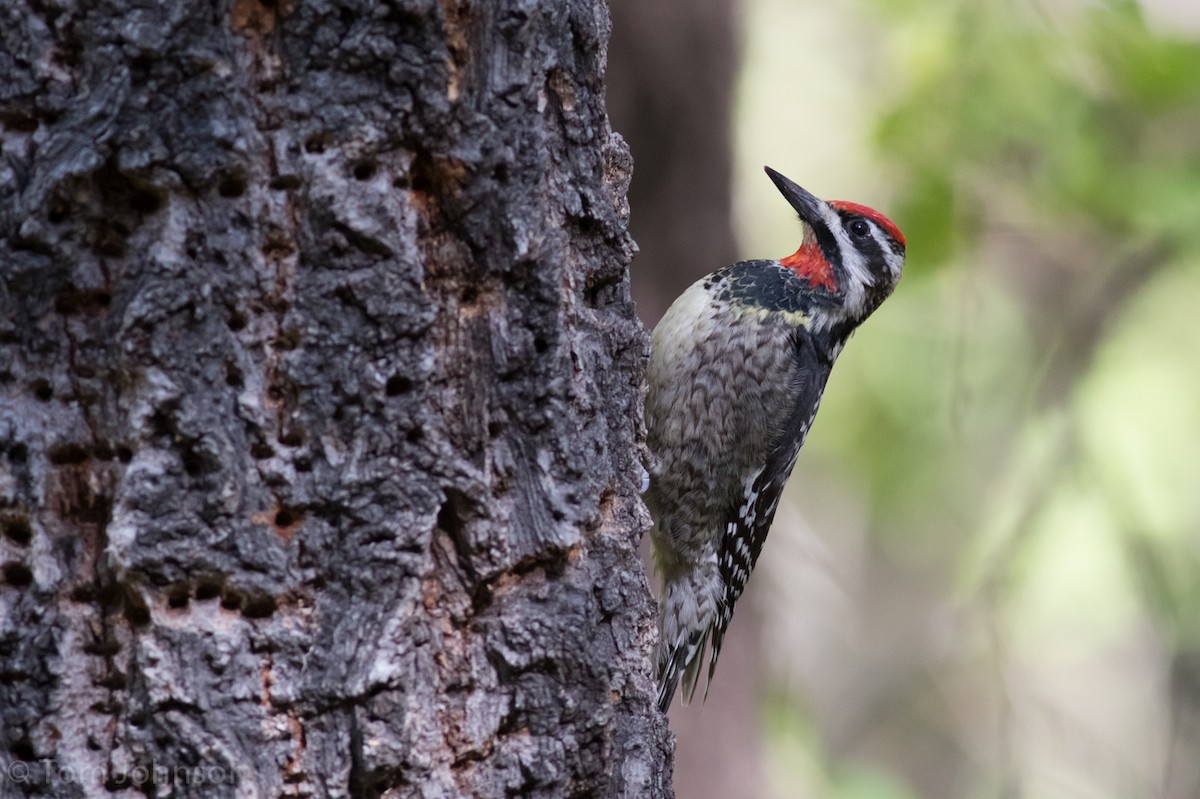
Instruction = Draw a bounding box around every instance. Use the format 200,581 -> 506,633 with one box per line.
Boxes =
703,333 -> 830,691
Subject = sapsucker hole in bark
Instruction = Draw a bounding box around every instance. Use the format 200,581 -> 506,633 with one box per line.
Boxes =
353,160 -> 377,181
129,188 -> 163,214
304,133 -> 329,153
194,579 -> 223,601
385,374 -> 414,396
9,740 -> 35,761
2,514 -> 32,546
270,174 -> 301,191
180,446 -> 207,476
30,378 -> 52,401
59,40 -> 81,68
104,775 -> 131,791
123,590 -> 151,626
220,588 -> 244,611
274,507 -> 299,527
217,174 -> 247,198
47,443 -> 88,465
129,54 -> 154,74
47,200 -> 69,223
1,562 -> 33,588
436,489 -> 472,544
241,592 -> 277,619
167,585 -> 190,609
0,112 -> 37,132
95,582 -> 121,609
226,310 -> 248,331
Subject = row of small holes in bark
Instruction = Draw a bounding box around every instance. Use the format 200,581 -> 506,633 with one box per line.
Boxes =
63,580 -> 278,620
45,170 -> 244,224
48,163 -> 381,226
25,376 -> 134,404
168,582 -> 278,618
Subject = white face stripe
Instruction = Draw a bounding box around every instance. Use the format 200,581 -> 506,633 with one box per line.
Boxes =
868,225 -> 890,264
816,202 -> 871,322
868,223 -> 904,280
806,203 -> 907,332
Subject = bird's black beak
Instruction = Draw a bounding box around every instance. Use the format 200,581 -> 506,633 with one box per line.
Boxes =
764,166 -> 825,227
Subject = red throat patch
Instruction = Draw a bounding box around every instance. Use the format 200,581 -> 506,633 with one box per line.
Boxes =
780,240 -> 838,291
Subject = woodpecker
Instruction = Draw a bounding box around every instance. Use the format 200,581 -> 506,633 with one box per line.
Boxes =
646,166 -> 906,712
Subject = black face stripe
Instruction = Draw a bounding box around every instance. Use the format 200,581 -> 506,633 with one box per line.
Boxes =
835,209 -> 902,283
809,222 -> 843,275
836,207 -> 905,254
788,206 -> 842,275
839,213 -> 886,271
855,226 -> 885,263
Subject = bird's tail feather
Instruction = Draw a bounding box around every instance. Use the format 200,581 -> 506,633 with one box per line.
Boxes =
655,628 -> 707,712
655,567 -> 722,712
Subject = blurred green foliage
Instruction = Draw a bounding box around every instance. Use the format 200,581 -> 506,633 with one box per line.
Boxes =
876,0 -> 1200,265
737,1 -> 1200,797
863,0 -> 1200,656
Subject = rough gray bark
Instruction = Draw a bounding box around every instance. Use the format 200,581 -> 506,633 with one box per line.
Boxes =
0,1 -> 672,797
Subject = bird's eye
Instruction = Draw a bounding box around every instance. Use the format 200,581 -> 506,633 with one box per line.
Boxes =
848,219 -> 871,238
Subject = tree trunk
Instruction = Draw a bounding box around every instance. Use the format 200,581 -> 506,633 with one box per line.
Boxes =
0,1 -> 671,797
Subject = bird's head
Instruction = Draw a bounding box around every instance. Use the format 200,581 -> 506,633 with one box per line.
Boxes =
764,166 -> 906,332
